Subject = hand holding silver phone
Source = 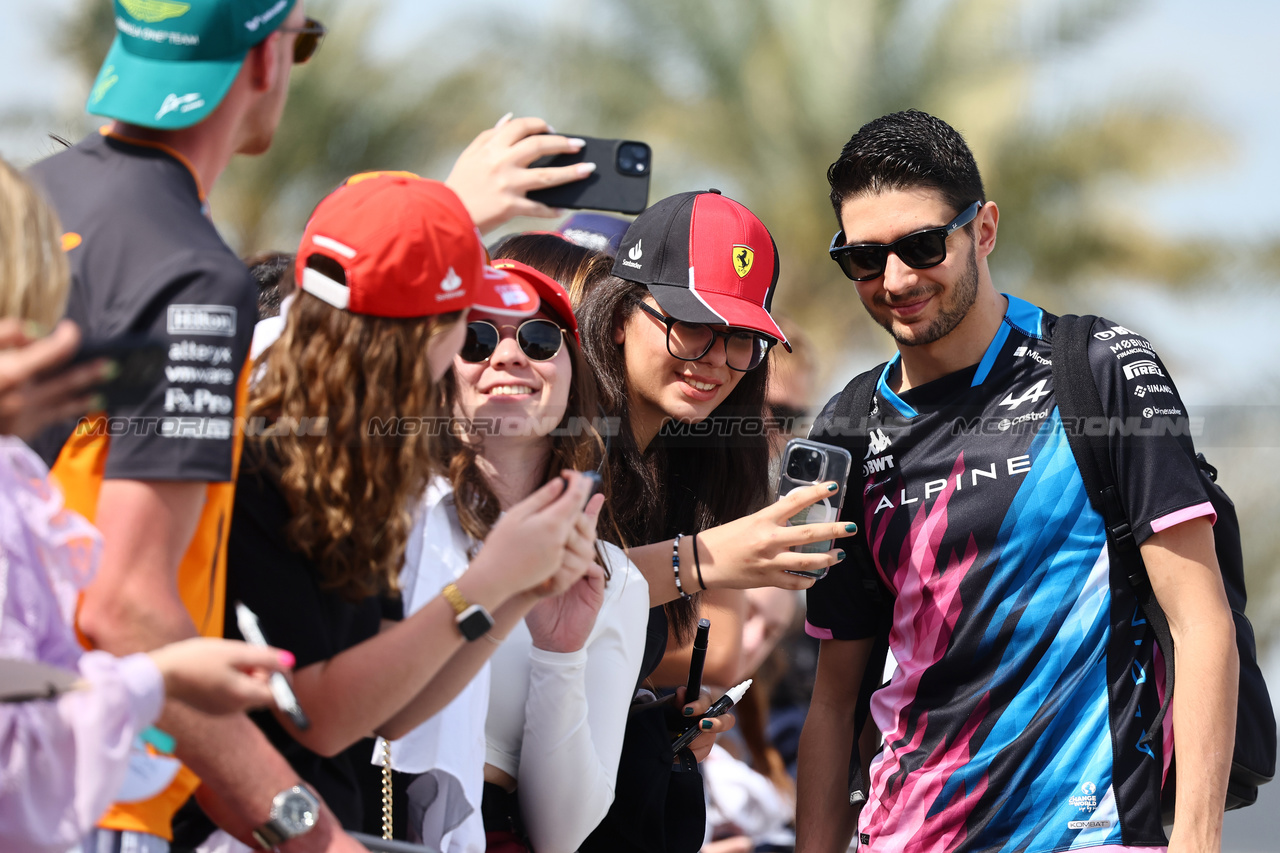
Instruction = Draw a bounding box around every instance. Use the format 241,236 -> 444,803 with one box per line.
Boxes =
234,601 -> 310,731
776,438 -> 854,578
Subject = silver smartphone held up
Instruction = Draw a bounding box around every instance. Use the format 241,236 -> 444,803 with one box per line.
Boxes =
776,438 -> 854,577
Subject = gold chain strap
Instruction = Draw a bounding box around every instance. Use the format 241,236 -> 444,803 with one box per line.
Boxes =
381,738 -> 393,840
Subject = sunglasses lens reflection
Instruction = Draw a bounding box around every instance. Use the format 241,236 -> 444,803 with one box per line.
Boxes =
895,232 -> 948,268
460,322 -> 499,363
516,320 -> 564,362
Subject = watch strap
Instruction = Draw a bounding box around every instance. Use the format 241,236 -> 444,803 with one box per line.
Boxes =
441,582 -> 470,616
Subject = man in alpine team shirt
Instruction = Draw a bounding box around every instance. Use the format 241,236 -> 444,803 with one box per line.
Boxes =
795,110 -> 1237,853
28,2 -> 590,850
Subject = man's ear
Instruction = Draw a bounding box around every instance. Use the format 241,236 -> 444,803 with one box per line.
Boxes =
245,32 -> 282,93
974,201 -> 999,260
612,316 -> 626,345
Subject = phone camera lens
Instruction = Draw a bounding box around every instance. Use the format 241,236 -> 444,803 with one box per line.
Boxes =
787,448 -> 824,482
616,143 -> 650,176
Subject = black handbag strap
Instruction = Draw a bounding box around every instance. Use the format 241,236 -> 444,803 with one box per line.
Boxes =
1050,314 -> 1174,745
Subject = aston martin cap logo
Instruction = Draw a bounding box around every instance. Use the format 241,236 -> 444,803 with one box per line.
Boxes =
732,245 -> 754,278
120,0 -> 190,24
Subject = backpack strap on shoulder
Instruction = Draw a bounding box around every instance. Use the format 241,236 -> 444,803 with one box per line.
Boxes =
812,363 -> 888,806
1051,314 -> 1174,746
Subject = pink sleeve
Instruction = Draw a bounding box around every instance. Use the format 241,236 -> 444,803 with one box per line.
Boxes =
0,651 -> 163,853
1149,501 -> 1216,534
805,621 -> 835,640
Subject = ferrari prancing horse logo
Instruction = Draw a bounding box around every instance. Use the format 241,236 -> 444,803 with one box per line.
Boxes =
732,245 -> 754,278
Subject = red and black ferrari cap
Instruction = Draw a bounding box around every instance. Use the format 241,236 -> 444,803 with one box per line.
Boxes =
611,189 -> 790,350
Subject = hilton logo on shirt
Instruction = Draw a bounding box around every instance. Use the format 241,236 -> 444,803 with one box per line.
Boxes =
167,304 -> 237,337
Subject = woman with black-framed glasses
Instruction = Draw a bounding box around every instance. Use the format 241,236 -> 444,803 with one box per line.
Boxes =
570,192 -> 853,853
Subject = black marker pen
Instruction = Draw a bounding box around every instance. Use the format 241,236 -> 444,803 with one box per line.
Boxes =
670,678 -> 751,754
683,618 -> 711,714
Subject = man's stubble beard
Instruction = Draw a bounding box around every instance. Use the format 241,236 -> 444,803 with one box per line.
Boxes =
866,241 -> 979,348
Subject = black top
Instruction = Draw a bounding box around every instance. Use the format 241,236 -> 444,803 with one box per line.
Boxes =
223,440 -> 401,830
27,130 -> 256,477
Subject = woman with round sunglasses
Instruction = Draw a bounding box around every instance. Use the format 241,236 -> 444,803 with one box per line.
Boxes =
571,192 -> 854,853
199,175 -> 601,849
382,257 -> 648,853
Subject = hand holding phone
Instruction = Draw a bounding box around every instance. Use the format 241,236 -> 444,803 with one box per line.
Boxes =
776,439 -> 853,578
445,116 -> 596,232
528,136 -> 652,214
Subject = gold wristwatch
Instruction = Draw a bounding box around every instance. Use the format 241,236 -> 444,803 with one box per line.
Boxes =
442,582 -> 494,641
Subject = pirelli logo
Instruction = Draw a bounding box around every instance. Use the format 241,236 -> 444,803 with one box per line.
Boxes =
167,304 -> 237,337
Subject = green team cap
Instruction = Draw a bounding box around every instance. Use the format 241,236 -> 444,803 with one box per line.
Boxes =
86,0 -> 297,130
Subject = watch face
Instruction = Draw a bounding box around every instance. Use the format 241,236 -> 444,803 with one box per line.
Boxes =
279,791 -> 318,832
458,605 -> 494,641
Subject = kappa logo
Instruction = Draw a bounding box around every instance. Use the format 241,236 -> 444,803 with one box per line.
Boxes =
621,240 -> 644,269
120,0 -> 190,24
440,267 -> 463,292
732,245 -> 754,278
1123,360 -> 1165,381
998,378 -> 1051,410
864,429 -> 891,458
155,92 -> 205,121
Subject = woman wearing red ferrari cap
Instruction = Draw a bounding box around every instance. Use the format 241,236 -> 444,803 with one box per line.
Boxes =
197,174 -> 604,844
572,191 -> 854,853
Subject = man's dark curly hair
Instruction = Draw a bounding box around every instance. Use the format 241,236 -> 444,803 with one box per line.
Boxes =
827,110 -> 985,222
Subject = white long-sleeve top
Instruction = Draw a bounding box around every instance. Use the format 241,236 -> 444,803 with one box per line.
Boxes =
485,540 -> 648,853
377,478 -> 489,853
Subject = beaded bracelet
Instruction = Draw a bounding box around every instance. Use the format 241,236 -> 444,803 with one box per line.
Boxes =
672,533 -> 691,600
691,531 -> 707,592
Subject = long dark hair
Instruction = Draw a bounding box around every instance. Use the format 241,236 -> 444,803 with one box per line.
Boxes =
576,274 -> 773,641
487,232 -> 614,306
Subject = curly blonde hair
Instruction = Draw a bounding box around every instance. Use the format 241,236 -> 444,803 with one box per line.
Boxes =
249,290 -> 463,600
0,157 -> 69,326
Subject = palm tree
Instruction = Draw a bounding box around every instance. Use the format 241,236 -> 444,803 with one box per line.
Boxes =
462,0 -> 1228,354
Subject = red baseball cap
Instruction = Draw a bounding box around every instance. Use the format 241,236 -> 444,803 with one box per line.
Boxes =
489,259 -> 580,344
612,190 -> 790,350
296,172 -> 538,319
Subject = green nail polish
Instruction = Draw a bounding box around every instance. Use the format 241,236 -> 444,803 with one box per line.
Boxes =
22,320 -> 48,339
845,523 -> 858,533
701,719 -> 713,730
89,394 -> 107,412
100,360 -> 120,381
827,482 -> 839,492
683,707 -> 694,716
836,550 -> 847,562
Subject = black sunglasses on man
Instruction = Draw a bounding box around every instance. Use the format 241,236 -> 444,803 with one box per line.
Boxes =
828,200 -> 982,282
